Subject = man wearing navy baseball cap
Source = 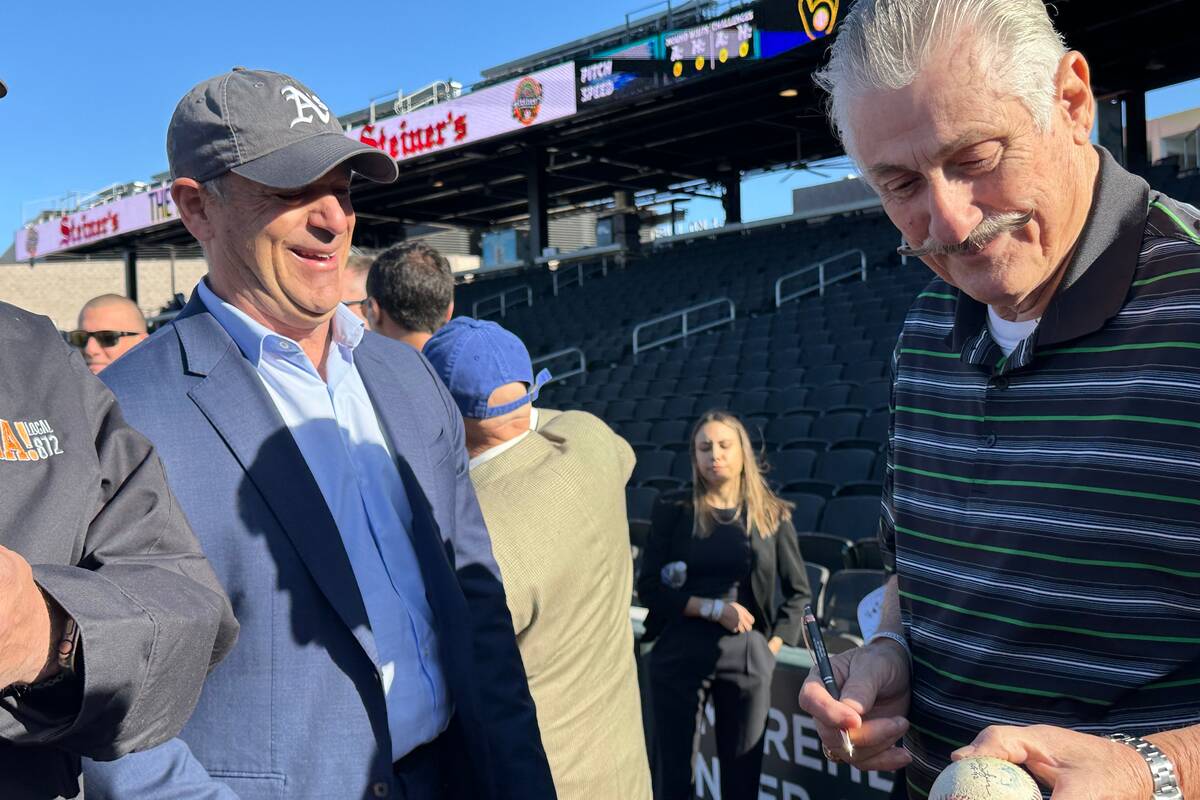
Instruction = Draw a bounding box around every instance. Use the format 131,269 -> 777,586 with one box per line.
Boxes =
84,69 -> 555,800
426,318 -> 654,800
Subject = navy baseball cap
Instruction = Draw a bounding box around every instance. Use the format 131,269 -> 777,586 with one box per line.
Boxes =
424,318 -> 551,420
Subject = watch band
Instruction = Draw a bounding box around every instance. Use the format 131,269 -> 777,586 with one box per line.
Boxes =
1108,733 -> 1183,799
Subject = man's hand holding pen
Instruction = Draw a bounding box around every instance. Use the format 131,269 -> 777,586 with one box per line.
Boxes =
798,633 -> 914,772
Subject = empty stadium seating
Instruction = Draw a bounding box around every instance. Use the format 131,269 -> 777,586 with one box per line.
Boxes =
456,208 -> 930,635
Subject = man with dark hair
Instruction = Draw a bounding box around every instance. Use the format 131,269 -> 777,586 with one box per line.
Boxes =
340,254 -> 374,330
366,240 -> 455,351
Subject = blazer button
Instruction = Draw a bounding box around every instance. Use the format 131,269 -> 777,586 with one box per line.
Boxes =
372,781 -> 390,797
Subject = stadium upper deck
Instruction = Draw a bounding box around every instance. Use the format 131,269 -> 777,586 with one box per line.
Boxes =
12,0 -> 1199,275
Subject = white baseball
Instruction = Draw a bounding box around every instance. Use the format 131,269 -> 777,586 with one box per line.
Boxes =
929,756 -> 1042,800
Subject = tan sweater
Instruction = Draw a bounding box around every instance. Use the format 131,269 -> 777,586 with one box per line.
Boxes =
470,409 -> 652,800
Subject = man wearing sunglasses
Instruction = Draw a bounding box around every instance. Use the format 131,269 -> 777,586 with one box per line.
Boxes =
69,295 -> 148,374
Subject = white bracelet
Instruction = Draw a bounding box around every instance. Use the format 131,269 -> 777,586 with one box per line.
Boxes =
710,599 -> 726,622
868,631 -> 911,659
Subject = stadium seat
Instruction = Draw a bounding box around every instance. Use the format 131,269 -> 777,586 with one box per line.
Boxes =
671,451 -> 694,482
631,451 -> 674,485
807,382 -> 854,410
820,496 -> 884,540
782,480 -> 838,498
650,420 -> 689,446
663,396 -> 697,420
854,537 -> 885,570
834,481 -> 884,498
814,449 -> 876,483
626,486 -> 659,548
768,450 -> 817,485
765,416 -> 813,445
797,533 -> 855,575
820,569 -> 888,636
779,438 -> 830,454
621,421 -> 652,442
811,411 -> 863,444
805,563 -> 830,607
783,492 -> 826,532
858,413 -> 890,444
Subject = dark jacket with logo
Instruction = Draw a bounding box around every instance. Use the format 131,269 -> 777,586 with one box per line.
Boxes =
0,301 -> 237,800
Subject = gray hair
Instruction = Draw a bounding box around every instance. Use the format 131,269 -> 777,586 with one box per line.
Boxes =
814,0 -> 1067,156
201,173 -> 233,203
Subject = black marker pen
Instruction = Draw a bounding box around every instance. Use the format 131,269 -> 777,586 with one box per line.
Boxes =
802,604 -> 855,758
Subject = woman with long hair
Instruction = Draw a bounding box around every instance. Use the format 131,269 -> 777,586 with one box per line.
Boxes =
639,410 -> 812,800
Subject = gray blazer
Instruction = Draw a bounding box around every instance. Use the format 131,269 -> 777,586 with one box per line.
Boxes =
0,301 -> 238,800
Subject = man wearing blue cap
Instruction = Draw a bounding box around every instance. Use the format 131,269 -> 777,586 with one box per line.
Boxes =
425,318 -> 653,800
83,69 -> 554,800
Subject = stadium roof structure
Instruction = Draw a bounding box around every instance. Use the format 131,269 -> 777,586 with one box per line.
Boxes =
16,0 -> 1200,266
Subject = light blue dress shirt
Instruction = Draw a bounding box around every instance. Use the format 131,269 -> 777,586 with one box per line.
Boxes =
197,280 -> 450,761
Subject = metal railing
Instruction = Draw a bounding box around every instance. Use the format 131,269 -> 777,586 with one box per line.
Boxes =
774,249 -> 868,308
472,284 -> 533,319
531,348 -> 587,386
552,261 -> 609,296
632,297 -> 735,355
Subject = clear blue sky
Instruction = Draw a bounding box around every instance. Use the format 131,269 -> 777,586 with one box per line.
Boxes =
2,1 -> 1198,239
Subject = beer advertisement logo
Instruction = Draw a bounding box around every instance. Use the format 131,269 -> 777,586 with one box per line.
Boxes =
512,76 -> 545,126
798,0 -> 839,40
24,226 -> 38,258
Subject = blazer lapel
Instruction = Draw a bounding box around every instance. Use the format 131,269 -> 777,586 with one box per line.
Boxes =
177,306 -> 380,667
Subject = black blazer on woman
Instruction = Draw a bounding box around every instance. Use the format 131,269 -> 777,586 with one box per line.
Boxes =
637,495 -> 812,646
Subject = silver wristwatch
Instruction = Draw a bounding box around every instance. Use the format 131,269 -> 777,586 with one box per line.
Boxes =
1108,733 -> 1183,799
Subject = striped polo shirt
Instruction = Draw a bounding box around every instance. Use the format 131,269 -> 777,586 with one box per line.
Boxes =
879,148 -> 1200,798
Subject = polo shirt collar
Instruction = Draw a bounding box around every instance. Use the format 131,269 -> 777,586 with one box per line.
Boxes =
948,146 -> 1150,353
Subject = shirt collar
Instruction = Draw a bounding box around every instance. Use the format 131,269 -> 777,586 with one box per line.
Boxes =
196,278 -> 366,368
949,146 -> 1150,353
469,407 -> 539,471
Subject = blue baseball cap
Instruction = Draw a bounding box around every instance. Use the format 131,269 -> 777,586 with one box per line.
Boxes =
424,317 -> 551,420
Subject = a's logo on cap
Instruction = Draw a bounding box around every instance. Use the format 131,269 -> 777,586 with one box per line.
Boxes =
280,85 -> 331,129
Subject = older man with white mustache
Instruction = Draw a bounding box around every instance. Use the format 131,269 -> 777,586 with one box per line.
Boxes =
799,2 -> 1200,799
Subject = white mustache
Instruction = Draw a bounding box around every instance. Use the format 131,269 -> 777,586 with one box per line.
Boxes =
898,209 -> 1034,258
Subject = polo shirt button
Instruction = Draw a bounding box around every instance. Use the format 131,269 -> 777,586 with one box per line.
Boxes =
372,781 -> 390,797
992,376 -> 1009,390
984,433 -> 998,447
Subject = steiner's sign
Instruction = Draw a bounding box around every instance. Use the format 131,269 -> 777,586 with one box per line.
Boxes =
14,185 -> 177,261
348,62 -> 577,162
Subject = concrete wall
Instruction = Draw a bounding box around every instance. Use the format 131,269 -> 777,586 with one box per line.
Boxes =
0,257 -> 208,330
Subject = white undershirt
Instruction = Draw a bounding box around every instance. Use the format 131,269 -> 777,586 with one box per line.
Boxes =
987,307 -> 1041,357
469,407 -> 539,470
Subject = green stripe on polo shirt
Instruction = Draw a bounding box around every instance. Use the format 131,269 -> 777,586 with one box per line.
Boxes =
895,525 -> 1200,579
900,348 -> 959,359
1132,268 -> 1200,287
1142,677 -> 1200,691
1152,200 -> 1200,245
908,722 -> 970,749
895,405 -> 1200,432
894,464 -> 1200,508
917,291 -> 958,301
911,654 -> 1111,706
901,590 -> 1200,645
1040,341 -> 1200,356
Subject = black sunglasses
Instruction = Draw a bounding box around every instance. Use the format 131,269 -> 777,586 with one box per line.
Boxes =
65,329 -> 141,348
